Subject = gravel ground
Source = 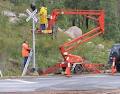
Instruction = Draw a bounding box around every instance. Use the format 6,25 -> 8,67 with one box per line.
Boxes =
1,90 -> 120,94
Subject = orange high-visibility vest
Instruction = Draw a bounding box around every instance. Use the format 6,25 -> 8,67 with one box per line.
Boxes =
22,43 -> 30,57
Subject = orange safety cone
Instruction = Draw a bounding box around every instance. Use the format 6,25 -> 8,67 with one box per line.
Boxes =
65,63 -> 71,77
111,66 -> 116,75
111,57 -> 116,75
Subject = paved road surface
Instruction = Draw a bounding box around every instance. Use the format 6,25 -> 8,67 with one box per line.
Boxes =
1,74 -> 120,93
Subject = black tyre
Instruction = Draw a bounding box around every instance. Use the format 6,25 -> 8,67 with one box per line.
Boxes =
74,64 -> 84,74
116,62 -> 120,72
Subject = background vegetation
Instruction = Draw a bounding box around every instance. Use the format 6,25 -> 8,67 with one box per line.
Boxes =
0,0 -> 118,76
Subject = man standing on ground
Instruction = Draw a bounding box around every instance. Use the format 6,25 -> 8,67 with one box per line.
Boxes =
22,40 -> 31,68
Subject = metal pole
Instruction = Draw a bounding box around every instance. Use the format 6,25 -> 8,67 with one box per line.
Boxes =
32,19 -> 35,69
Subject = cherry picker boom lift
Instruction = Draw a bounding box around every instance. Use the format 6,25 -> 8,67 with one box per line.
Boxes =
41,9 -> 105,76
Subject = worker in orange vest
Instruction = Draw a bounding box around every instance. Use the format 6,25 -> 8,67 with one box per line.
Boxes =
22,40 -> 31,68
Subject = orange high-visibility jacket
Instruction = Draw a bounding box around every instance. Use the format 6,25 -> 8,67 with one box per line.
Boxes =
22,43 -> 30,57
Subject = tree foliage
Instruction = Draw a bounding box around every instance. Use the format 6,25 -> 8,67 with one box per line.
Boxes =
64,0 -> 100,10
64,0 -> 100,30
100,0 -> 120,42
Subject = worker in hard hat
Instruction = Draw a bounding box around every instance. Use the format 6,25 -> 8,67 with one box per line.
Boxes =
22,40 -> 31,68
38,3 -> 48,32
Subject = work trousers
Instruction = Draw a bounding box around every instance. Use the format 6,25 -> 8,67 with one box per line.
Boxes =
40,24 -> 46,30
23,57 -> 28,67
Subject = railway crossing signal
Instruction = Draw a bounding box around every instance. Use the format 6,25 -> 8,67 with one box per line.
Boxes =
26,9 -> 38,70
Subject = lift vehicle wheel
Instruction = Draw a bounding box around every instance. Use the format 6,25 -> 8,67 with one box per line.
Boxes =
73,64 -> 84,74
116,62 -> 120,72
